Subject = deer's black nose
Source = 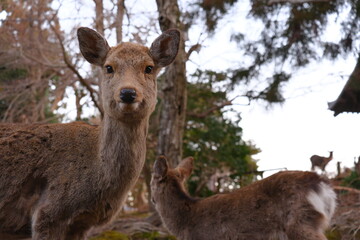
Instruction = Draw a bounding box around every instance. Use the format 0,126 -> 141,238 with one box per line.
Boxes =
120,88 -> 137,103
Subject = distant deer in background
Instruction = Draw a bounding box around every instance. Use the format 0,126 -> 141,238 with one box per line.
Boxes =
310,151 -> 333,172
0,27 -> 180,240
151,156 -> 336,240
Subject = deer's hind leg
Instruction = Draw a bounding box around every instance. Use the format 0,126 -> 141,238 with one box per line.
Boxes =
66,227 -> 88,240
31,204 -> 68,240
65,213 -> 98,240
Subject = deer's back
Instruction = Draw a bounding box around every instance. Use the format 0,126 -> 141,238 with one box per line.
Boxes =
310,155 -> 324,165
0,122 -> 100,234
186,171 -> 328,239
0,121 -> 99,173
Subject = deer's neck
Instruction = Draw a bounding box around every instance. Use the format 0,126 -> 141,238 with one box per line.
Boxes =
99,115 -> 148,187
157,185 -> 195,232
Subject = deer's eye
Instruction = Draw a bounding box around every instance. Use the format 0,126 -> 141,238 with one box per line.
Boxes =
145,66 -> 153,74
105,65 -> 114,74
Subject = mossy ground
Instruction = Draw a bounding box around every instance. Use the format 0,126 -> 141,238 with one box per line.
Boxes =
90,230 -> 176,240
90,231 -> 130,240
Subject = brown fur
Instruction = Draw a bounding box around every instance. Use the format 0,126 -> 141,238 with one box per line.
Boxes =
151,156 -> 336,240
310,151 -> 333,171
0,27 -> 180,240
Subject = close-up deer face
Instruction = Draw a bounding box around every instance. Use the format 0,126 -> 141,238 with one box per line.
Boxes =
77,27 -> 180,123
101,43 -> 158,122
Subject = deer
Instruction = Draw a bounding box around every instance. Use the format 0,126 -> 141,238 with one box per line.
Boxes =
151,156 -> 336,240
0,27 -> 180,240
310,151 -> 333,172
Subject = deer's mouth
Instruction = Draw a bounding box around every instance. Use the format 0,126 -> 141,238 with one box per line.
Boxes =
118,99 -> 147,114
119,101 -> 140,112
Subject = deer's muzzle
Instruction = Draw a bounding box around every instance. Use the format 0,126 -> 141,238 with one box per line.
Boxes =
120,88 -> 137,103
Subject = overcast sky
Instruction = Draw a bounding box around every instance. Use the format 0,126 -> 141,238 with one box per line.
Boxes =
239,58 -> 358,177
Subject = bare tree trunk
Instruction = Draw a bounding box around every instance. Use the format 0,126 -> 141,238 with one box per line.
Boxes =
116,0 -> 125,43
93,0 -> 105,35
155,0 -> 187,168
145,0 -> 187,224
93,0 -> 105,117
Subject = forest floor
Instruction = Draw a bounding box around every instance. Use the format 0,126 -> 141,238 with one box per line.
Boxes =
327,178 -> 360,240
89,176 -> 360,240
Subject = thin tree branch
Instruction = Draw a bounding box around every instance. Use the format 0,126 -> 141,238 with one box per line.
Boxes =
187,101 -> 232,118
187,96 -> 240,119
49,24 -> 104,117
333,186 -> 360,194
186,43 -> 201,60
22,52 -> 67,68
3,93 -> 22,121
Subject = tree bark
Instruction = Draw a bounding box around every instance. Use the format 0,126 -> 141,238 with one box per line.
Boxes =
116,0 -> 125,43
93,0 -> 105,35
92,0 -> 105,117
155,0 -> 187,168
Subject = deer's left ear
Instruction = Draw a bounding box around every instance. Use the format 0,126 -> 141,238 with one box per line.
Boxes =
150,29 -> 180,67
177,157 -> 194,179
77,27 -> 110,66
153,156 -> 169,179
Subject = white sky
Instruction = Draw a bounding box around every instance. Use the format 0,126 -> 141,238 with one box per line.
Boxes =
54,0 -> 359,177
240,59 -> 358,177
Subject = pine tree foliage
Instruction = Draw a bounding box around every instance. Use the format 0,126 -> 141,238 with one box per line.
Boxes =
184,70 -> 260,197
229,0 -> 360,104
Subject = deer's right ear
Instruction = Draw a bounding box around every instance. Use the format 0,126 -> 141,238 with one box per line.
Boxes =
77,27 -> 110,66
177,157 -> 194,179
150,29 -> 180,67
153,156 -> 169,179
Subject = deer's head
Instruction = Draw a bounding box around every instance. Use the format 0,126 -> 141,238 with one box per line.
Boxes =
151,156 -> 194,206
77,28 -> 180,122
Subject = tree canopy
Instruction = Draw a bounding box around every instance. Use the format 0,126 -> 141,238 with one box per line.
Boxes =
184,70 -> 260,196
229,0 -> 360,104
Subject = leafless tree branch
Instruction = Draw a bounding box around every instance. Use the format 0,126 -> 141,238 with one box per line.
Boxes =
187,100 -> 232,118
333,186 -> 360,194
187,96 -> 240,119
22,52 -> 67,68
186,43 -> 201,60
49,24 -> 104,117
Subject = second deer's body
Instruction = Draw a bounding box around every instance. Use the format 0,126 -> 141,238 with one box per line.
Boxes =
151,157 -> 336,240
